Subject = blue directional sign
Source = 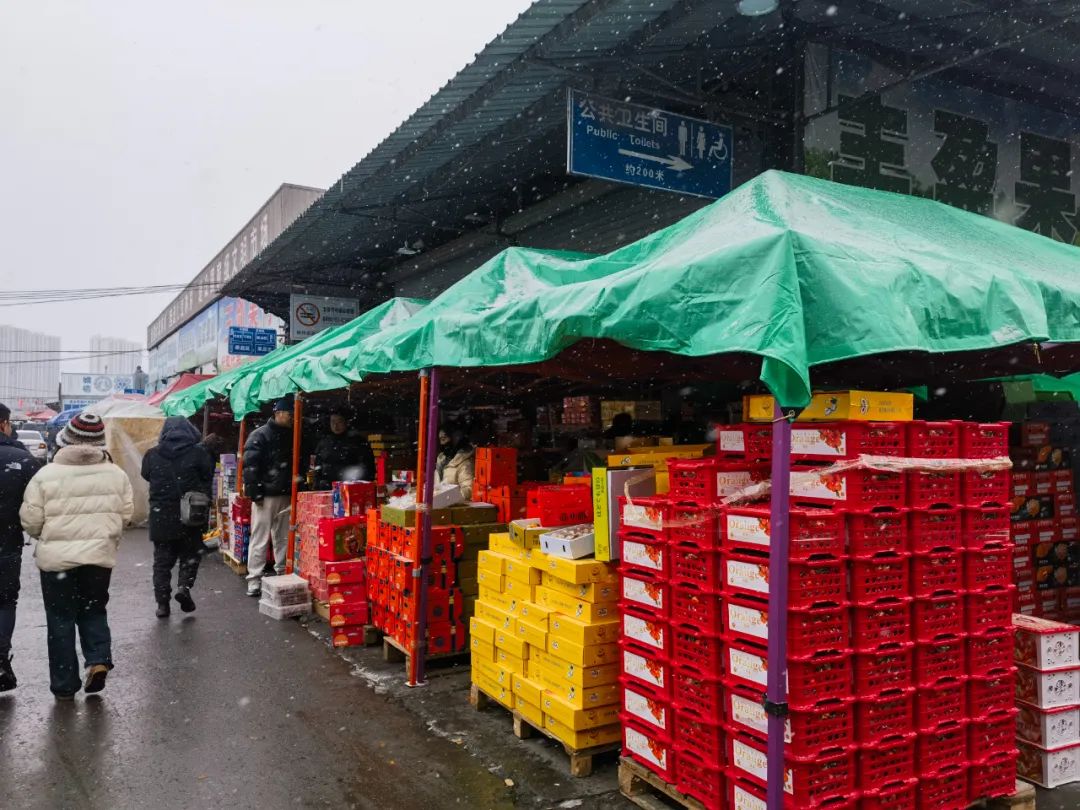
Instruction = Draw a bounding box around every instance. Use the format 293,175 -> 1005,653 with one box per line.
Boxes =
567,90 -> 733,199
228,326 -> 277,357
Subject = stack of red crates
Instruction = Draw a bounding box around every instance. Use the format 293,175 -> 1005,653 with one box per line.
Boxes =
296,491 -> 335,584
472,446 -> 534,523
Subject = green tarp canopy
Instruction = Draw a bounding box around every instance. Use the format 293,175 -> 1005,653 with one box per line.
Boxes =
161,350 -> 285,417
325,170 -> 1080,407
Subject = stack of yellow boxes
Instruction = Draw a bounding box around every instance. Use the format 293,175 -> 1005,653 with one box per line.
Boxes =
470,520 -> 622,750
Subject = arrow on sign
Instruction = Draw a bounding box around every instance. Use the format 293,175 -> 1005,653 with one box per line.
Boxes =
616,149 -> 693,172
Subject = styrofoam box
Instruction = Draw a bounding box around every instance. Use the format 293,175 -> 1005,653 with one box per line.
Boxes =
258,600 -> 311,620
1017,663 -> 1080,709
1017,738 -> 1080,788
1017,702 -> 1080,749
260,574 -> 311,606
1014,614 -> 1080,670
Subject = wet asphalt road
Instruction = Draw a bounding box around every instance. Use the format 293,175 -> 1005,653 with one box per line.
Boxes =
0,531 -> 531,810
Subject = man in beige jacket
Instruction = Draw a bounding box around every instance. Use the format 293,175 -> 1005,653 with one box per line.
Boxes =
20,413 -> 133,700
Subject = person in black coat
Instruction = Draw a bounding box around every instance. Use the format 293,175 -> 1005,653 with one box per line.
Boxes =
0,402 -> 39,691
312,408 -> 375,490
141,417 -> 213,618
241,397 -> 295,597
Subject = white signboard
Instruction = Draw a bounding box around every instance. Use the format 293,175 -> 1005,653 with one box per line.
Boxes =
289,295 -> 358,341
61,373 -> 136,397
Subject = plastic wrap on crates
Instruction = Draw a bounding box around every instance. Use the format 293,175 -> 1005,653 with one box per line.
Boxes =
724,505 -> 845,560
790,422 -> 906,461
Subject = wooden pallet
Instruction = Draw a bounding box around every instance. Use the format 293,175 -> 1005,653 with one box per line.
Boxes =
220,549 -> 247,576
382,634 -> 468,668
469,683 -> 619,778
976,780 -> 1037,810
618,757 -> 704,810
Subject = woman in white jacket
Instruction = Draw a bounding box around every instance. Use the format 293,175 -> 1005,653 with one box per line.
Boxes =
20,413 -> 133,700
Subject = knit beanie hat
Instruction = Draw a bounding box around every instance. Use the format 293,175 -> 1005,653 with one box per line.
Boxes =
58,412 -> 107,447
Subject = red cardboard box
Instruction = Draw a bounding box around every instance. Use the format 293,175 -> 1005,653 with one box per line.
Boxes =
527,485 -> 593,526
332,626 -> 368,647
329,601 -> 370,627
475,447 -> 518,488
317,516 -> 364,561
1056,493 -> 1075,518
327,581 -> 367,604
333,481 -> 378,517
1061,517 -> 1079,542
324,559 -> 365,585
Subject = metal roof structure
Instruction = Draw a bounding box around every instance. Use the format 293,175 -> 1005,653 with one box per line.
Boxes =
224,0 -> 1080,316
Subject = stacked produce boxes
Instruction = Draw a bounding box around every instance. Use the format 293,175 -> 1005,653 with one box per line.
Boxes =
1014,614 -> 1080,787
471,487 -> 623,750
472,447 -> 531,524
225,492 -> 251,562
258,573 -> 311,620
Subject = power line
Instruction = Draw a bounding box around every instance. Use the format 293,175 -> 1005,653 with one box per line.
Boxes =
0,280 -> 223,308
0,348 -> 145,354
0,350 -> 150,366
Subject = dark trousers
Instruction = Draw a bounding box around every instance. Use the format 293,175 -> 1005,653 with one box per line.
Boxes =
0,551 -> 20,658
152,528 -> 203,604
40,565 -> 112,696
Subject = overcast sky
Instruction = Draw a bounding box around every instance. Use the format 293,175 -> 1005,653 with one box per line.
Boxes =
0,0 -> 535,361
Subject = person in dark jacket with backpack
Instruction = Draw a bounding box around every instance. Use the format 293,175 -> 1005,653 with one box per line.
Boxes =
0,402 -> 39,691
141,417 -> 213,618
241,397 -> 295,597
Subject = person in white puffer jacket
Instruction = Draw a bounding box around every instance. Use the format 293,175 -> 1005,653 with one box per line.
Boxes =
20,412 -> 133,700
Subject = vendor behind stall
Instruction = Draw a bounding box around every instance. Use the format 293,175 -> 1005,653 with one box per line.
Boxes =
312,407 -> 375,490
436,424 -> 475,500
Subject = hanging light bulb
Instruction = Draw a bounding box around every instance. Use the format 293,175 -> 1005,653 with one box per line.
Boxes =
736,0 -> 779,15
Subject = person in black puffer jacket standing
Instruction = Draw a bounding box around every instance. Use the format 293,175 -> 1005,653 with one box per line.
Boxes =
141,417 -> 213,618
0,402 -> 39,691
241,397 -> 295,597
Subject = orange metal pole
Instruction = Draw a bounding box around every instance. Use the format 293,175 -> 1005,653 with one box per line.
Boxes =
286,394 -> 303,574
408,371 -> 430,686
235,416 -> 247,497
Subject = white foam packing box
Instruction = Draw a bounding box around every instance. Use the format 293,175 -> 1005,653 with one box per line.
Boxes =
258,600 -> 311,620
1017,738 -> 1080,788
1014,614 -> 1080,670
260,574 -> 311,607
1017,702 -> 1080,749
1016,662 -> 1080,709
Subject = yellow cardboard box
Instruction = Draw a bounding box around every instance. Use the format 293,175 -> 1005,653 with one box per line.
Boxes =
477,550 -> 509,576
469,616 -> 497,646
537,672 -> 619,709
474,672 -> 514,709
502,577 -> 535,603
541,573 -> 619,603
549,614 -> 620,646
494,664 -> 515,690
546,637 -> 619,668
476,570 -> 505,592
490,533 -> 533,561
543,717 -> 622,749
515,618 -> 548,650
495,648 -> 527,676
538,656 -> 619,688
512,674 -> 544,707
607,444 -> 711,468
536,555 -> 614,585
509,519 -> 544,549
470,637 -> 496,663
515,695 -> 545,729
743,391 -> 914,422
471,656 -> 499,683
494,629 -> 530,661
527,657 -> 543,680
540,691 -> 621,731
517,601 -> 552,628
479,589 -> 518,615
537,587 -> 617,624
505,558 -> 542,585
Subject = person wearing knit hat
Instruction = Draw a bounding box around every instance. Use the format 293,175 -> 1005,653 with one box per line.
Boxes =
20,411 -> 133,699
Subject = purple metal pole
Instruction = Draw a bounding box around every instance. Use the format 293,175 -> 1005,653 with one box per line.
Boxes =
414,366 -> 441,684
765,403 -> 792,810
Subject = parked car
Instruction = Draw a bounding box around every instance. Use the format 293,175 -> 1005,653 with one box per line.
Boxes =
16,429 -> 48,461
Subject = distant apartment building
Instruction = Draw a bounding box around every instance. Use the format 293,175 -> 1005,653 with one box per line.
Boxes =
0,325 -> 61,411
88,334 -> 144,375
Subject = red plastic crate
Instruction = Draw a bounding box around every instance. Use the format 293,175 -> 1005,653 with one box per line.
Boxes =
860,733 -> 917,786
851,554 -> 911,603
727,729 -> 856,807
668,501 -> 720,549
723,550 -> 847,609
790,422 -> 907,461
621,569 -> 670,617
965,586 -> 1016,636
859,778 -> 919,810
619,495 -> 672,539
622,720 -> 676,784
964,549 -> 1013,592
674,746 -> 724,810
962,505 -> 1011,549
725,641 -> 852,709
725,774 -> 857,810
911,551 -> 964,597
852,599 -> 912,650
723,595 -> 850,656
912,595 -> 965,643
967,630 -> 1014,677
969,752 -> 1019,802
919,764 -> 970,810
915,637 -> 967,686
908,471 -> 962,509
619,531 -> 668,577
723,505 -> 846,560
854,644 -> 914,695
716,423 -> 772,460
674,703 -> 725,766
671,582 -> 722,631
917,719 -> 969,774
672,623 -> 723,674
669,542 -> 723,591
789,465 -> 907,510
673,666 -> 722,720
621,640 -> 671,695
967,670 -> 1017,718
620,677 -> 672,736
847,509 -> 909,556
963,469 -> 1011,508
907,421 -> 960,458
855,687 -> 915,744
909,506 -> 962,553
960,422 -> 1010,459
667,457 -> 720,501
723,688 -> 854,757
968,709 -> 1019,762
917,678 -> 969,731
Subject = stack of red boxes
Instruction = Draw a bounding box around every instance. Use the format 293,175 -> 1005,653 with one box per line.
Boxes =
296,490 -> 335,579
472,447 -> 529,523
226,494 -> 252,562
1010,420 -> 1080,620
